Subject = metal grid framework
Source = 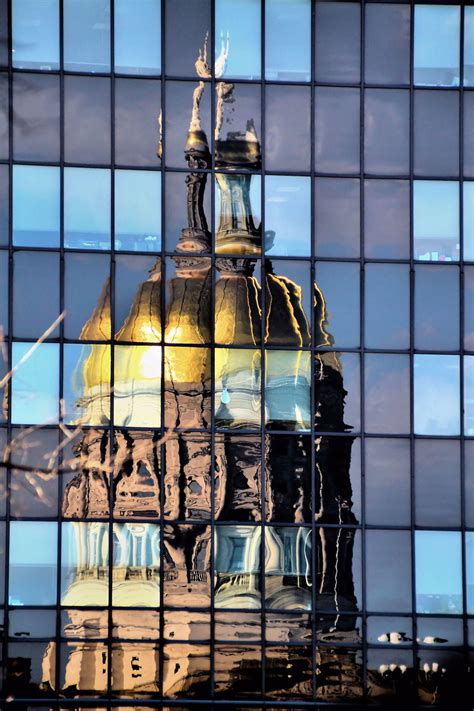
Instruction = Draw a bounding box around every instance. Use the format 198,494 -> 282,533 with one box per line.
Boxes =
0,0 -> 473,708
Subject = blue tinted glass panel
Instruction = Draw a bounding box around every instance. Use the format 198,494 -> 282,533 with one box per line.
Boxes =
414,354 -> 460,436
414,265 -> 459,351
465,356 -> 474,436
115,0 -> 161,75
64,0 -> 110,72
216,0 -> 260,79
9,521 -> 57,605
315,262 -> 360,348
413,181 -> 459,262
365,264 -> 410,349
464,182 -> 474,261
11,342 -> 59,425
115,170 -> 161,251
415,531 -> 462,614
265,0 -> 310,81
0,164 -> 8,245
264,176 -> 310,256
414,5 -> 460,86
64,168 -> 111,250
0,250 -> 7,334
12,0 -> 59,69
465,8 -> 474,86
13,165 -> 60,247
467,532 -> 474,613
13,251 -> 60,339
63,343 -> 111,426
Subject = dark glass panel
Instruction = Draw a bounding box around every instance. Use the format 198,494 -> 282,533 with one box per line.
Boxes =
115,78 -> 161,167
215,82 -> 261,170
364,179 -> 410,259
265,0 -> 311,82
9,609 -> 56,638
0,72 -> 7,159
9,521 -> 58,605
215,0 -> 260,80
115,169 -> 161,251
314,87 -> 360,174
163,644 -> 210,698
166,256 -> 211,344
13,72 -> 60,161
214,644 -> 262,698
465,266 -> 474,350
12,0 -> 59,70
64,0 -> 110,72
367,649 -> 414,703
13,251 -> 59,339
7,641 -> 56,696
115,254 -> 159,339
265,646 -> 312,699
0,521 -> 4,600
0,250 -> 7,334
464,93 -> 474,178
414,265 -> 459,350
164,433 -> 211,521
466,355 -> 474,436
315,178 -> 360,258
0,1 -> 6,67
366,530 -> 412,612
214,433 -> 261,522
265,259 -> 311,346
165,170 -> 211,253
316,645 -> 363,701
64,253 -> 110,340
11,342 -> 59,425
265,434 -> 311,523
264,175 -> 311,256
364,89 -> 409,175
64,76 -> 111,165
364,354 -> 410,435
116,0 -> 160,75
414,5 -> 460,87
365,4 -> 410,85
414,354 -> 460,436
414,180 -> 459,262
415,440 -> 460,527
414,90 -> 459,177
465,182 -> 474,262
267,612 -> 311,643
367,615 -> 412,645
163,523 -> 211,607
365,263 -> 410,349
112,429 -> 160,520
265,85 -> 310,172
314,352 -> 360,433
315,2 -> 360,83
165,80 -> 212,168
13,165 -> 60,247
315,435 -> 361,523
165,0 -> 210,77
64,167 -> 111,250
415,531 -> 462,614
0,164 -> 8,245
365,438 -> 411,526
314,261 -> 360,348
9,428 -> 58,518
164,345 -> 210,428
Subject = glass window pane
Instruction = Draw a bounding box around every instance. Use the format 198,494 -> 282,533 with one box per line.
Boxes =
415,265 -> 459,350
314,261 -> 360,349
112,523 -> 160,606
12,0 -> 59,70
0,250 -> 7,332
168,256 -> 211,345
315,178 -> 360,258
9,521 -> 57,605
0,165 -> 9,245
365,264 -> 410,349
216,81 -> 261,170
165,170 -> 211,253
215,173 -> 261,256
165,345 -> 211,429
266,0 -> 310,81
64,0 -> 110,72
464,93 -> 474,178
465,7 -> 474,86
215,348 -> 261,429
0,73 -> 8,159
61,522 -> 109,606
414,354 -> 460,435
215,0 -> 260,80
115,254 -> 158,338
115,345 -> 161,427
315,352 -> 360,433
365,4 -> 410,85
64,168 -> 111,250
11,342 -> 59,425
64,343 -> 111,426
415,531 -> 462,614
464,182 -> 474,261
165,0 -> 210,77
13,165 -> 60,247
115,78 -> 161,167
364,89 -> 409,175
364,179 -> 410,259
315,88 -> 360,174
415,440 -> 461,527
467,532 -> 474,613
13,73 -> 60,162
466,266 -> 474,350
64,76 -> 111,165
115,0 -> 160,75
366,530 -> 412,612
165,81 -> 212,169
9,609 -> 56,638
265,260 -> 311,347
10,428 -> 59,518
414,91 -> 459,177
115,170 -> 161,251
414,180 -> 459,262
265,85 -> 310,172
364,354 -> 410,435
13,251 -> 60,338
0,2 -> 6,67
264,176 -> 310,256
265,434 -> 311,523
414,5 -> 460,86
315,2 -> 360,83
466,355 -> 474,436
64,253 -> 110,340
365,438 -> 411,526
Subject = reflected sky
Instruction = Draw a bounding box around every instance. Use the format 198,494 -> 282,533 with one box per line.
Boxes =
415,531 -> 462,614
413,180 -> 459,261
215,0 -> 260,79
414,354 -> 460,436
12,0 -> 59,70
265,176 -> 311,256
265,0 -> 310,82
13,165 -> 60,247
414,5 -> 460,86
12,342 -> 59,425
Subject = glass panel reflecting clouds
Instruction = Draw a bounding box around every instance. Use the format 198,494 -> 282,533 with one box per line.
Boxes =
415,531 -> 462,614
64,168 -> 111,250
13,165 -> 60,247
415,265 -> 459,351
266,0 -> 310,82
64,0 -> 110,72
12,0 -> 59,70
265,85 -> 310,172
12,342 -> 59,425
414,5 -> 460,86
365,4 -> 410,85
115,0 -> 160,75
115,170 -> 161,251
315,2 -> 360,84
413,181 -> 459,262
365,264 -> 410,350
